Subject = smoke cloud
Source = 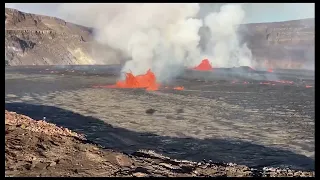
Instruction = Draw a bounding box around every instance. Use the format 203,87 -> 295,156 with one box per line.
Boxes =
201,4 -> 252,68
58,3 -> 252,81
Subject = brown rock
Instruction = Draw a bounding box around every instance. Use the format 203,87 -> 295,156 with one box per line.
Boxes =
115,154 -> 133,167
159,163 -> 180,170
5,8 -> 121,66
4,110 -> 315,177
132,172 -> 148,177
49,161 -> 56,167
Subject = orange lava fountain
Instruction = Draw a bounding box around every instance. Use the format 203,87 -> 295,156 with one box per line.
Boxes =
173,86 -> 184,90
108,69 -> 159,91
193,59 -> 213,71
104,69 -> 184,91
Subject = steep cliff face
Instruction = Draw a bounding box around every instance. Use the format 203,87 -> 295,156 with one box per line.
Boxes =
5,8 -> 121,66
239,18 -> 314,69
5,8 -> 314,69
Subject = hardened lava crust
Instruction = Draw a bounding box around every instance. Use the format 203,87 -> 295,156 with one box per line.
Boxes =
5,65 -> 314,173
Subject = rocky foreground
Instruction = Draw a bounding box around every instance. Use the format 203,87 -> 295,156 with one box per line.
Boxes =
5,110 -> 314,177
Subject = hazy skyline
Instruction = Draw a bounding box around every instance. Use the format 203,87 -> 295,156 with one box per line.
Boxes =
5,3 -> 314,25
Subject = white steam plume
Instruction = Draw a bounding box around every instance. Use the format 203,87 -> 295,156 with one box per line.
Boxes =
59,3 -> 253,80
59,3 -> 203,81
201,4 -> 252,68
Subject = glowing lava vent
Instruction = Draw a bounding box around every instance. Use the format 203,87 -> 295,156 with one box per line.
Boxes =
108,69 -> 159,91
103,69 -> 184,91
193,59 -> 213,71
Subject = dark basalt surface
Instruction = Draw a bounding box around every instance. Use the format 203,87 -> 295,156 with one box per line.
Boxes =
5,65 -> 314,171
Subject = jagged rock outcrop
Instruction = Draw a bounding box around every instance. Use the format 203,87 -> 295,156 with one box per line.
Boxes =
5,8 -> 122,66
5,8 -> 314,69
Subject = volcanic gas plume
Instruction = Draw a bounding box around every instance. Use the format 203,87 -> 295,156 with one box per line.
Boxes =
58,3 -> 253,82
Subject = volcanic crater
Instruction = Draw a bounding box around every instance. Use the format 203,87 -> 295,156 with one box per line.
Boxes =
5,64 -> 314,172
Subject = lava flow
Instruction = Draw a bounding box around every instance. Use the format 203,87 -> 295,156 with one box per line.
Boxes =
193,59 -> 213,71
173,86 -> 184,90
108,69 -> 159,91
99,69 -> 184,91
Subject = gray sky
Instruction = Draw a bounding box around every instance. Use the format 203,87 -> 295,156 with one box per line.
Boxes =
5,3 -> 314,25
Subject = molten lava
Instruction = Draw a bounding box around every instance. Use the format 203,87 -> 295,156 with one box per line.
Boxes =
193,59 -> 213,71
258,80 -> 294,86
110,69 -> 159,91
274,80 -> 293,84
104,69 -> 184,91
173,86 -> 184,90
260,82 -> 271,85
